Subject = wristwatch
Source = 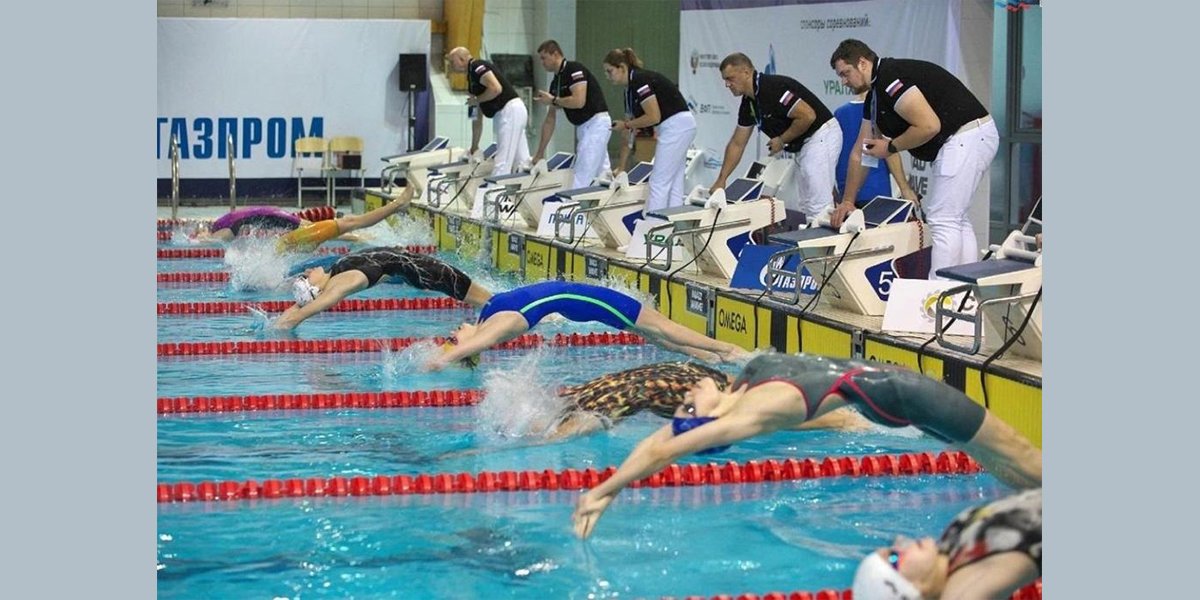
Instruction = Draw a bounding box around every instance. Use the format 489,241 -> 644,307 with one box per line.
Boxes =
886,140 -> 898,154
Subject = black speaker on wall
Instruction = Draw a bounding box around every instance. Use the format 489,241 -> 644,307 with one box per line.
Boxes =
399,54 -> 427,91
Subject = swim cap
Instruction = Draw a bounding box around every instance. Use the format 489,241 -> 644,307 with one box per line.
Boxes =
851,553 -> 922,600
441,342 -> 480,369
671,416 -> 731,455
292,277 -> 320,306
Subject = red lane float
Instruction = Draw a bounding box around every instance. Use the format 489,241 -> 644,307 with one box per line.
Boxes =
157,245 -> 437,259
158,297 -> 471,315
158,389 -> 486,414
156,451 -> 983,504
157,332 -> 646,356
656,580 -> 1040,600
158,272 -> 230,283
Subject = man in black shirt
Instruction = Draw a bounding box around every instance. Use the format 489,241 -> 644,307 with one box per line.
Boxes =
531,40 -> 612,189
448,46 -> 531,176
829,39 -> 999,278
710,53 -> 841,221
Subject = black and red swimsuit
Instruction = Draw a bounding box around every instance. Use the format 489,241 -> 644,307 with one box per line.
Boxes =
731,354 -> 986,443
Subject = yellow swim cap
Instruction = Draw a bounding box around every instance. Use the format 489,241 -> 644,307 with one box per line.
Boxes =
441,342 -> 480,369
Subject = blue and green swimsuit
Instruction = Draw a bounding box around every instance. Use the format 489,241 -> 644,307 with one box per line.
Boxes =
477,281 -> 644,330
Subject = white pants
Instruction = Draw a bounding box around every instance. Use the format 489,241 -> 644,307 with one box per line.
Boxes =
792,118 -> 842,219
491,97 -> 532,176
573,112 -> 613,189
646,111 -> 697,213
925,118 -> 1000,279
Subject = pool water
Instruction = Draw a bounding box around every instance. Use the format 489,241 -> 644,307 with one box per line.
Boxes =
157,237 -> 1009,599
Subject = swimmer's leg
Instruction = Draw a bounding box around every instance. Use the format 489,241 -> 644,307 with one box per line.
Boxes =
632,307 -> 748,362
277,220 -> 340,253
334,186 -> 413,233
463,282 -> 494,308
956,411 -> 1042,489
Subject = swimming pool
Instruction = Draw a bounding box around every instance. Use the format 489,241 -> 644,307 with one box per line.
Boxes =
157,236 -> 1014,599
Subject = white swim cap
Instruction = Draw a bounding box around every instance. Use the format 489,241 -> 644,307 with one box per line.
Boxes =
292,277 -> 320,306
851,552 -> 922,600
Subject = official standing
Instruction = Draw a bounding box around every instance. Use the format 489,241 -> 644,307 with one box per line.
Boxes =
710,52 -> 841,220
602,47 -> 695,213
830,39 -> 998,278
532,40 -> 612,189
447,46 -> 532,176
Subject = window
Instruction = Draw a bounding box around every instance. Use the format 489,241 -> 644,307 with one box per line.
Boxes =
990,5 -> 1042,243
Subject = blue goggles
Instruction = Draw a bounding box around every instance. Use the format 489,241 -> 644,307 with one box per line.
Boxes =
671,416 -> 732,455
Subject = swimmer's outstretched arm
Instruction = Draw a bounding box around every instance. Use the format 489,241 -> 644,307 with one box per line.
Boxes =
572,409 -> 771,539
274,271 -> 370,330
424,312 -> 528,371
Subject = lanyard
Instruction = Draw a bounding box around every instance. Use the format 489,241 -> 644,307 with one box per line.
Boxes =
749,71 -> 763,130
869,58 -> 881,137
556,58 -> 567,95
625,68 -> 636,117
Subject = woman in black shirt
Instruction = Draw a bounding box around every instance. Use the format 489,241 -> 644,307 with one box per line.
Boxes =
602,47 -> 696,213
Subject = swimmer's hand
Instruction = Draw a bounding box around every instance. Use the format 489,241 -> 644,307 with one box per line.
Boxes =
245,306 -> 275,331
421,357 -> 447,372
572,490 -> 615,539
272,309 -> 300,330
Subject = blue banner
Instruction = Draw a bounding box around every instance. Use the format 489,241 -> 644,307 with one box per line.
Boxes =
729,244 -> 818,294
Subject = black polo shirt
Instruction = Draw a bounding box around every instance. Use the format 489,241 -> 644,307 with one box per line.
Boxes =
626,68 -> 689,124
549,59 -> 608,126
864,57 -> 989,162
468,59 -> 519,119
736,72 -> 833,153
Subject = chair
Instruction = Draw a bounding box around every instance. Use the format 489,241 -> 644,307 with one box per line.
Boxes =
325,136 -> 365,207
292,137 -> 329,208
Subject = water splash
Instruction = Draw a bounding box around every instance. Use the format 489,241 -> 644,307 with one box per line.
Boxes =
360,212 -> 436,247
224,233 -> 295,291
475,348 -> 567,440
170,222 -> 211,245
378,339 -> 443,381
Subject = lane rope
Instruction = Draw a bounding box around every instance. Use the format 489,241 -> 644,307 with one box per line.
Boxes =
158,272 -> 230,283
159,389 -> 484,414
156,450 -> 984,503
157,245 -> 437,259
655,579 -> 1040,600
158,331 -> 647,356
158,297 -> 472,315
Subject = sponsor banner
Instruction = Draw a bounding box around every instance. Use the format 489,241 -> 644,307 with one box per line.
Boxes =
535,201 -> 602,240
728,244 -> 819,294
626,217 -> 696,266
158,18 -> 429,178
680,0 -> 963,205
524,240 -> 553,281
881,278 -> 976,336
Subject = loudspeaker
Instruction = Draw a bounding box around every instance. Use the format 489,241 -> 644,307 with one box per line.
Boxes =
399,54 -> 427,91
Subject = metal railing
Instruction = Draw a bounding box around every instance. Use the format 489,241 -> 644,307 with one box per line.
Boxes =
227,135 -> 237,209
170,135 -> 181,220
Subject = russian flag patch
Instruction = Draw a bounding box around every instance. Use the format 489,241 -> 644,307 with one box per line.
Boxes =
636,84 -> 652,98
779,90 -> 795,106
474,64 -> 488,74
571,71 -> 585,81
885,79 -> 904,97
